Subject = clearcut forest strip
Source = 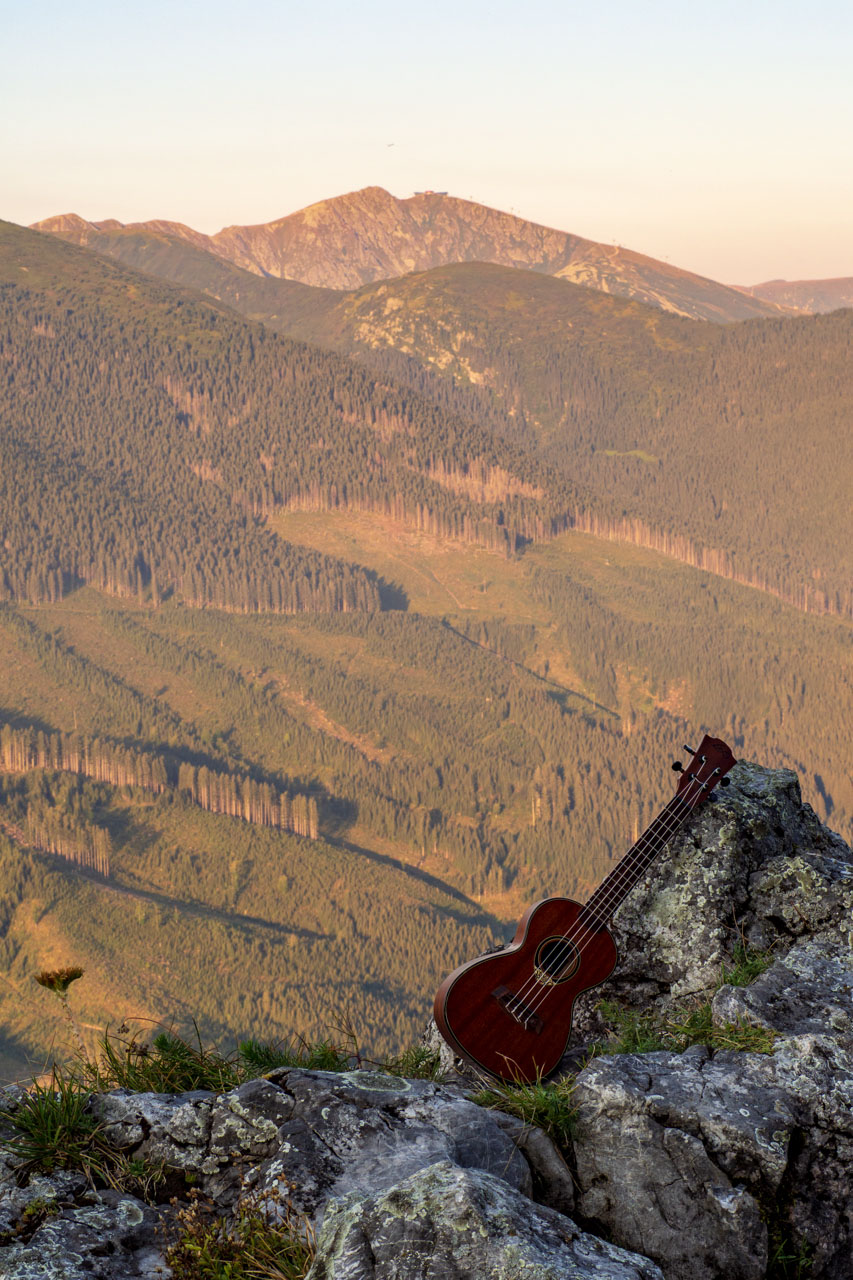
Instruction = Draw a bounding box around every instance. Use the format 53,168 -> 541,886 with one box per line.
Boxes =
284,263 -> 853,618
32,226 -> 853,618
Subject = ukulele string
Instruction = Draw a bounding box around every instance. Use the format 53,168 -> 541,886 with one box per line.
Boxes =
516,782 -> 699,1020
519,775 -> 706,1019
511,803 -> 689,1022
515,774 -> 708,1020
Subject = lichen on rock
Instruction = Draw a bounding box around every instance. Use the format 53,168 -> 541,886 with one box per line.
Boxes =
306,1161 -> 664,1280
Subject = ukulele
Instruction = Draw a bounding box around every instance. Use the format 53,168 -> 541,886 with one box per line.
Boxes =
434,734 -> 736,1083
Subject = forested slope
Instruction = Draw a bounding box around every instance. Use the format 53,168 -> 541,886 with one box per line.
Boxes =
283,262 -> 853,615
1,221 -> 851,1082
26,224 -> 851,618
0,224 -> 566,611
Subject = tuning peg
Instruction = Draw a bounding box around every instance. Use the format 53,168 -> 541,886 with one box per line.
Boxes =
719,777 -> 731,788
671,761 -> 684,773
683,744 -> 696,755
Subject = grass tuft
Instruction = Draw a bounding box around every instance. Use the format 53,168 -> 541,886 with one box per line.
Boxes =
597,999 -> 777,1055
720,941 -> 775,988
0,1065 -> 165,1196
381,1044 -> 444,1081
470,1075 -> 577,1151
164,1185 -> 314,1280
768,1232 -> 814,1279
86,1015 -> 379,1095
84,1021 -> 242,1095
240,1036 -> 353,1076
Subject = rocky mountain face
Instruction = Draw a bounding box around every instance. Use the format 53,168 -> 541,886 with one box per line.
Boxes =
1,760 -> 851,1279
739,277 -> 853,315
32,187 -> 784,322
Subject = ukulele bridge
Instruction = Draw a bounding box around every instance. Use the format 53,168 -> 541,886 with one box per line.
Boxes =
492,985 -> 544,1034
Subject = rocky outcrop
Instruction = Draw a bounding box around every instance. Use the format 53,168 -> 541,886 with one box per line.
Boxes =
0,1070 -> 656,1278
308,1161 -> 663,1280
567,762 -> 853,1280
571,1026 -> 853,1280
573,759 -> 852,1032
1,760 -> 851,1278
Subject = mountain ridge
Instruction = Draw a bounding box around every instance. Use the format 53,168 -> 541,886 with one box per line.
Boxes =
738,275 -> 853,314
31,186 -> 785,324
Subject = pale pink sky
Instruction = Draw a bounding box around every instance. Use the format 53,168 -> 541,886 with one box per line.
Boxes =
4,0 -> 852,284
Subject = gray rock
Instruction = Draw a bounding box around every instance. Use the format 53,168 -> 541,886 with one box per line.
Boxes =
572,1048 -> 779,1279
89,1086 -> 213,1163
712,938 -> 853,1041
491,1108 -> 576,1217
571,1026 -> 853,1278
86,1070 -> 532,1219
252,1068 -> 532,1220
765,1034 -> 853,1279
0,1085 -> 26,1120
0,1085 -> 29,1184
305,1160 -> 664,1280
0,1170 -> 87,1242
572,762 -> 853,1039
2,1067 -> 544,1276
0,1189 -> 164,1279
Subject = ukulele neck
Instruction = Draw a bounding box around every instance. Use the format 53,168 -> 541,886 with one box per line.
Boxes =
582,793 -> 694,929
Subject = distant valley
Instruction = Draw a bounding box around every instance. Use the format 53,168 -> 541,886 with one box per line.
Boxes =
1,204 -> 851,1082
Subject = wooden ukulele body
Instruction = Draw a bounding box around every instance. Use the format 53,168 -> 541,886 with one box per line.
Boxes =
433,896 -> 617,1082
434,736 -> 736,1083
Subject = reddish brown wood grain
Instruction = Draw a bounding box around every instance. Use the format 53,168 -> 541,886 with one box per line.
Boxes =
434,896 -> 617,1081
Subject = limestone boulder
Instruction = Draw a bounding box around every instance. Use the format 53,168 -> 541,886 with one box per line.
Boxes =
306,1160 -> 664,1280
571,760 -> 853,1034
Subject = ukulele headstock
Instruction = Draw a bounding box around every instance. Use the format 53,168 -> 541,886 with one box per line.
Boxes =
672,734 -> 737,810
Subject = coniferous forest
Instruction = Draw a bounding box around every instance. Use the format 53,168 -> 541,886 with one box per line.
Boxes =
0,220 -> 850,1079
32,228 -> 853,617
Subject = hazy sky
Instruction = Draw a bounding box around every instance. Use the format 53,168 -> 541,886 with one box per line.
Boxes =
4,0 -> 851,283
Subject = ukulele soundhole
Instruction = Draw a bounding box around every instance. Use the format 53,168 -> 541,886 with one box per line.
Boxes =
534,936 -> 581,986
